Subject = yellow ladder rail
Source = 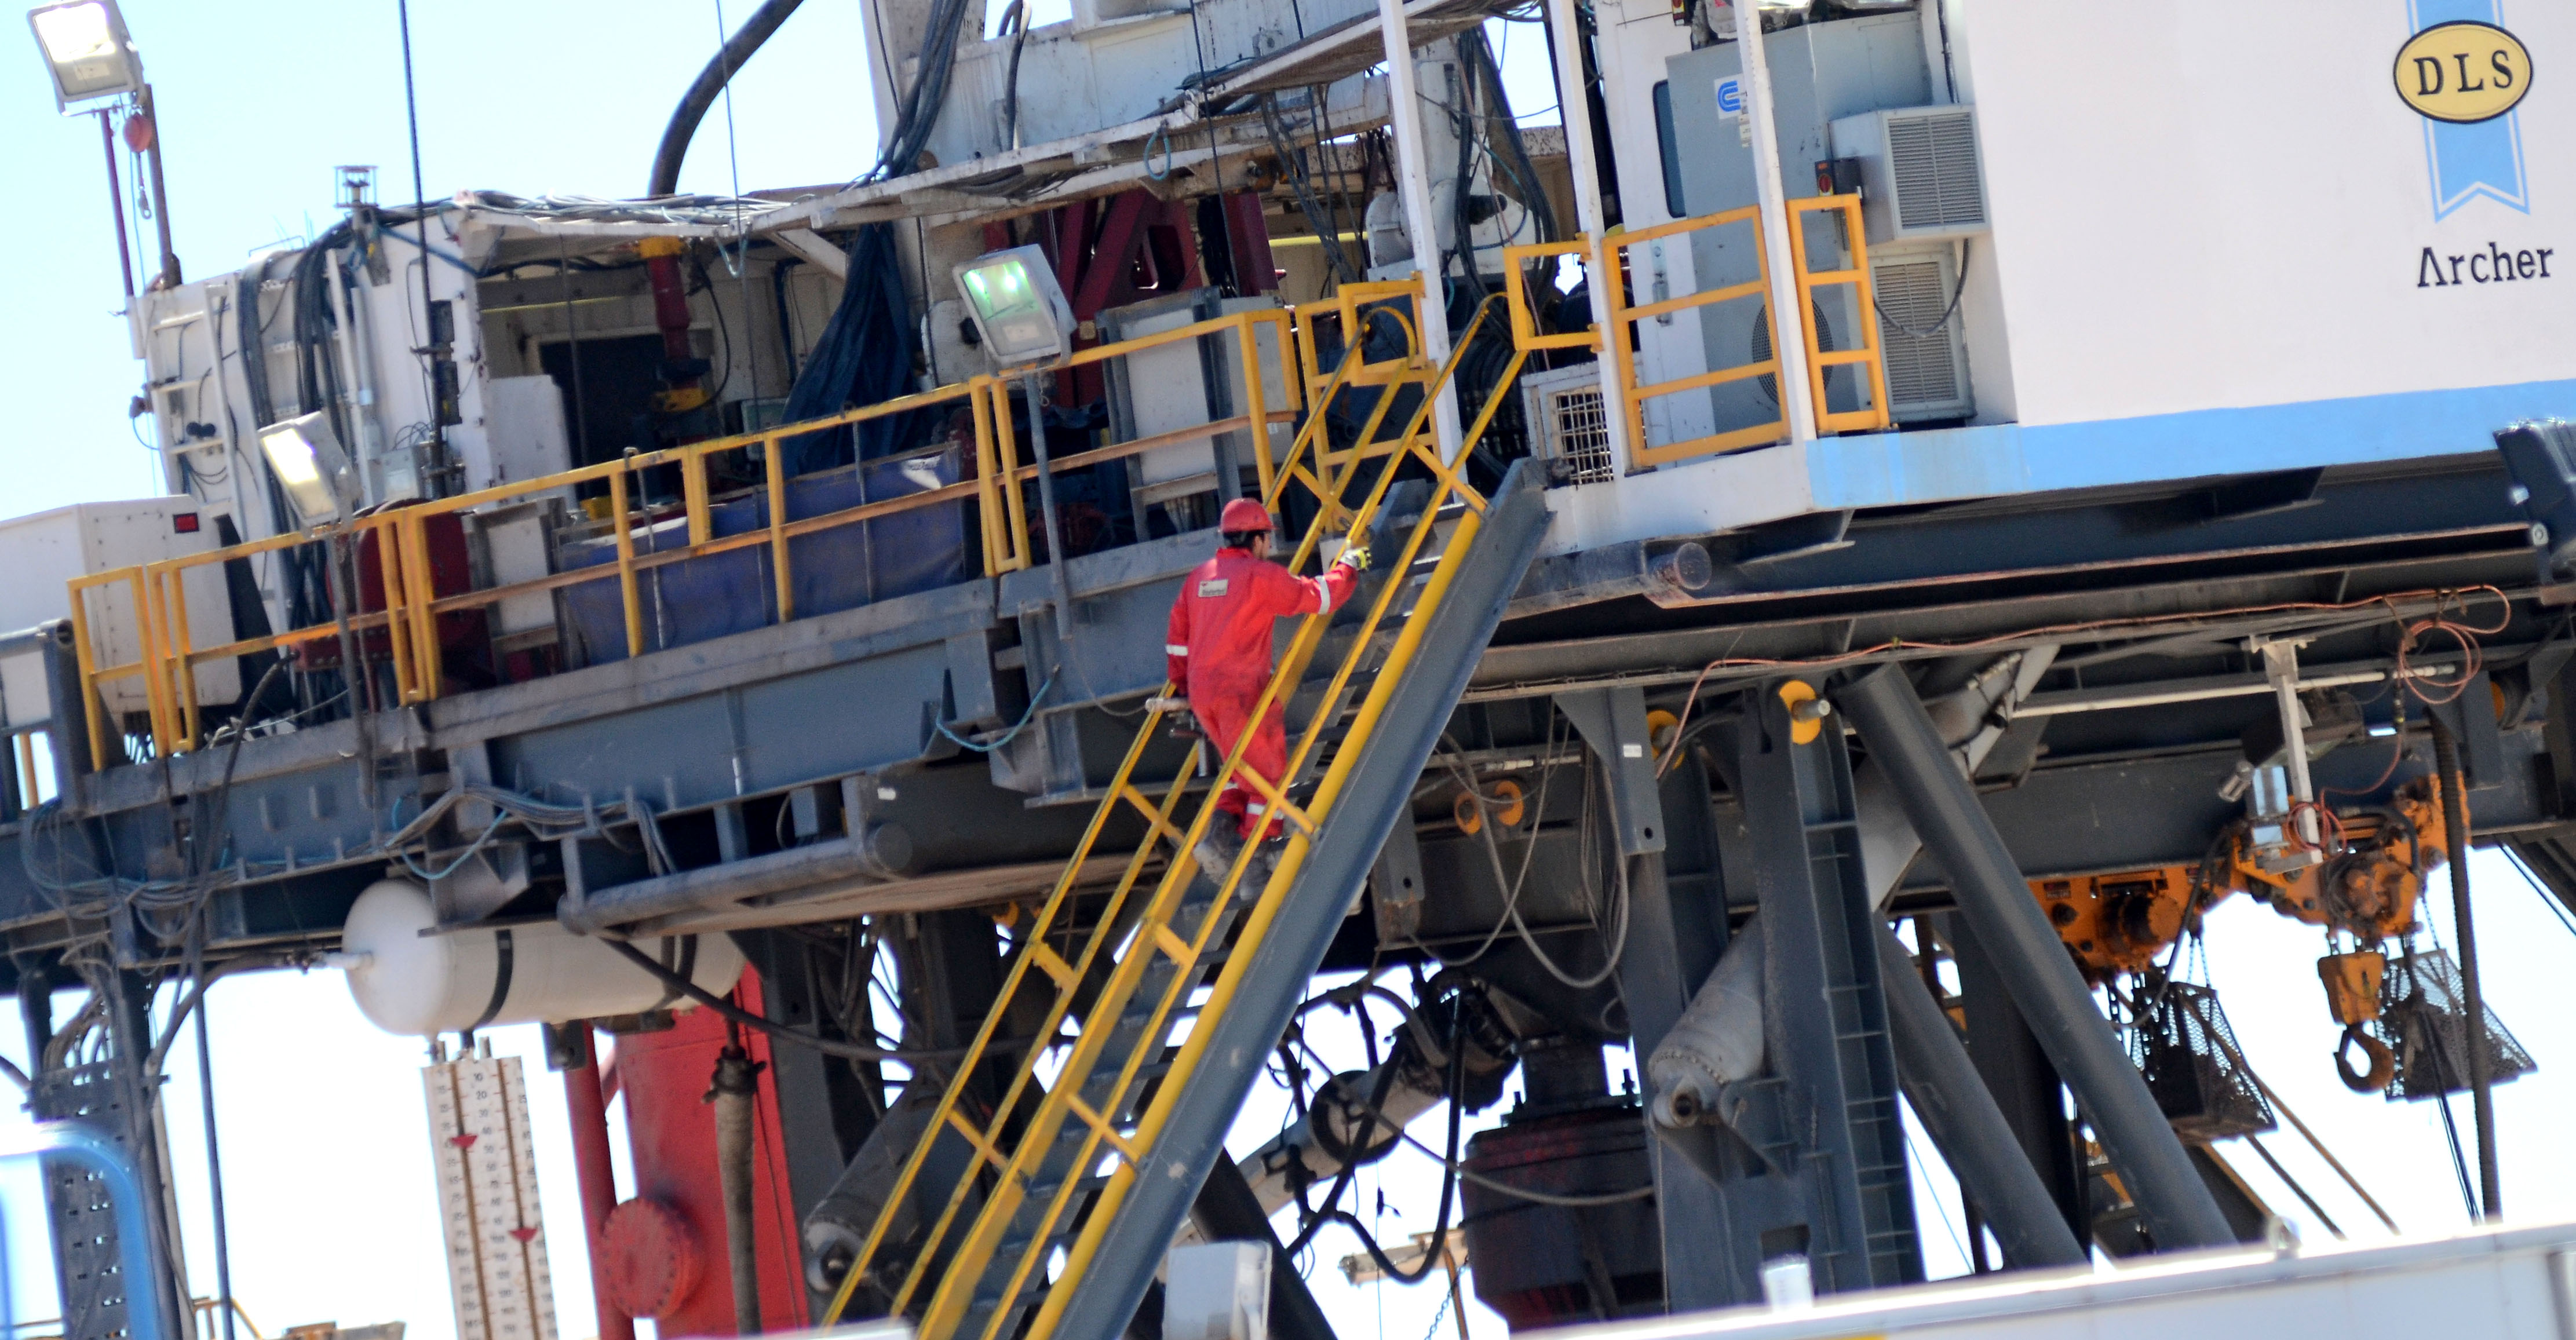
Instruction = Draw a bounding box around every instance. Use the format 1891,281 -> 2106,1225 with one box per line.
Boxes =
1025,337 -> 1528,1340
935,315 -> 1508,1340
828,338 -> 1389,1320
825,295 -> 1528,1340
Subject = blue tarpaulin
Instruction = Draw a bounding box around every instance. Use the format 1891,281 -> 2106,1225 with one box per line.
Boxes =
780,222 -> 921,474
558,447 -> 966,664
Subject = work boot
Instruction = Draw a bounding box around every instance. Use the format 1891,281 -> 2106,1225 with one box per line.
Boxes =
1236,830 -> 1290,900
1193,824 -> 1245,881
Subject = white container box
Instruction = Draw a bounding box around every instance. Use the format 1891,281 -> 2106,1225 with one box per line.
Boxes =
0,498 -> 243,721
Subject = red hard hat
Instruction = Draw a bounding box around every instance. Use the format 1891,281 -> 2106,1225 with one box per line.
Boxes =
1219,498 -> 1274,534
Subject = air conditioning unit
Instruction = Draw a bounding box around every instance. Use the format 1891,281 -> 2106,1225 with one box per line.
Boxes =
1830,105 -> 1988,244
1518,363 -> 1617,484
1870,246 -> 1974,422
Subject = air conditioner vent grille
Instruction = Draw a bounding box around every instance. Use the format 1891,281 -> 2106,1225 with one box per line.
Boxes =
1887,109 -> 1985,232
1874,258 -> 1961,409
1540,384 -> 1614,483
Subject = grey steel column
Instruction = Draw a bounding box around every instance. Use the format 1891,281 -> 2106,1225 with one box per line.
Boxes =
1836,665 -> 2235,1251
1610,747 -> 1740,1310
1871,925 -> 2086,1269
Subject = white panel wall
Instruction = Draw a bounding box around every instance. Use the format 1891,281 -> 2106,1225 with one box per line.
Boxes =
1964,0 -> 2576,426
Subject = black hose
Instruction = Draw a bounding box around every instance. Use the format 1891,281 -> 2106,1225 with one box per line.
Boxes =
2429,715 -> 2500,1219
601,937 -> 962,1063
648,0 -> 809,196
1317,1013 -> 1471,1284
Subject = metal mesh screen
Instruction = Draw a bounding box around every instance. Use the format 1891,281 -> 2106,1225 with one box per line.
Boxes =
2369,947 -> 2536,1102
2130,982 -> 2276,1142
1541,385 -> 1614,484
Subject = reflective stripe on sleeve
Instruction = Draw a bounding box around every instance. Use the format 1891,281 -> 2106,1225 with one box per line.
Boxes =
1166,645 -> 1190,655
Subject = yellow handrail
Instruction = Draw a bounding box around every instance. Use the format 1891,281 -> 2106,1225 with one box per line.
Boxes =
820,299 -> 1518,1340
1786,193 -> 1893,436
72,309 -> 1303,760
1499,200 -> 1893,474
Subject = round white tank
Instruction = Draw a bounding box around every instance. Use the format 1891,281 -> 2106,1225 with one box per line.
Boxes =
339,878 -> 746,1037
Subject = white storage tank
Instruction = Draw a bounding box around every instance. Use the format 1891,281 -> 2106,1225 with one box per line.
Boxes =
338,878 -> 746,1036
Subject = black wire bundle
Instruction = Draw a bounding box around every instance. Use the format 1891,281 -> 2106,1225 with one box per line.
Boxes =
862,0 -> 982,185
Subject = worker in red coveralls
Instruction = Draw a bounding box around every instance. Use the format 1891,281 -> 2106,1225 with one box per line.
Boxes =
1165,496 -> 1371,877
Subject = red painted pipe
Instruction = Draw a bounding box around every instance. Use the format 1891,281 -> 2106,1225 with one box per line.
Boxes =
565,1044 -> 638,1340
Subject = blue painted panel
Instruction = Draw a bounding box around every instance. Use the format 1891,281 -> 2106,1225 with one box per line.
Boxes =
1808,377 -> 2576,510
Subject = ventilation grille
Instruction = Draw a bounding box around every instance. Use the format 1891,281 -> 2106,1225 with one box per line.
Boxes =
1887,109 -> 1984,233
1538,384 -> 1614,484
1874,257 -> 1964,412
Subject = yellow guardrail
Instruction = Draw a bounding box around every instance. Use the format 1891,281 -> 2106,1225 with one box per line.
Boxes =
1499,195 -> 1893,472
75,212 -> 1887,766
69,306 -> 1305,765
819,297 -> 1518,1340
1787,193 -> 1894,436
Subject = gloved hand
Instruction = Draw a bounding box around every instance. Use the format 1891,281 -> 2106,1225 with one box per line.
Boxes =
1148,696 -> 1199,737
1335,544 -> 1373,573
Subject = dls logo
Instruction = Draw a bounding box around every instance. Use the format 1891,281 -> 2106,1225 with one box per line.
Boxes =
2398,2 -> 2533,218
2396,20 -> 2533,123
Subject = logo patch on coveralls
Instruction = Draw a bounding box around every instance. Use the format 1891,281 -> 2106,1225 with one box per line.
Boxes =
1198,578 -> 1229,597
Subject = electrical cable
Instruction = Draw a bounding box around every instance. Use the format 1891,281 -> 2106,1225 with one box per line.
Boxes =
857,0 -> 980,185
1654,584 -> 2516,768
397,0 -> 448,487
1263,94 -> 1359,284
1291,1006 -> 1468,1282
1873,239 -> 1972,339
933,667 -> 1057,753
1282,1029 -> 1652,1208
600,937 -> 967,1063
2501,848 -> 2576,940
998,0 -> 1032,151
1472,756 -> 1629,989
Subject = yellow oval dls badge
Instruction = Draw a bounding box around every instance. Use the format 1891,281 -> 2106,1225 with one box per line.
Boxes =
2396,21 -> 2533,124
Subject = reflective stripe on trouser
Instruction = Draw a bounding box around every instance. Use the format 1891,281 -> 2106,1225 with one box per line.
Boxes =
1195,691 -> 1288,841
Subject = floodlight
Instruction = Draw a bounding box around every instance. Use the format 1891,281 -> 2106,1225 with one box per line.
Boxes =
954,245 -> 1075,366
27,0 -> 139,111
259,411 -> 361,526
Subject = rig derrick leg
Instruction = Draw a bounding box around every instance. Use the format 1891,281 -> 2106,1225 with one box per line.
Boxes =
1870,924 -> 2088,1268
1837,665 -> 2237,1252
1577,691 -> 1741,1312
1645,683 -> 1923,1304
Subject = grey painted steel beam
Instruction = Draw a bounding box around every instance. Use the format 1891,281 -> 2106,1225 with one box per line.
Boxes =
1555,685 -> 1665,856
1835,664 -> 2236,1252
1871,923 -> 2087,1269
1734,689 -> 1921,1293
1049,462 -> 1550,1340
1946,914 -> 2086,1243
560,827 -> 911,934
1608,750 -> 1739,1310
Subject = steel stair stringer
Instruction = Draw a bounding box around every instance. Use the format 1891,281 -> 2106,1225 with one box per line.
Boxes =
1047,459 -> 1552,1340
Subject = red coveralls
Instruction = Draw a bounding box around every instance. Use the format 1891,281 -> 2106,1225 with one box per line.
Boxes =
1166,547 -> 1360,839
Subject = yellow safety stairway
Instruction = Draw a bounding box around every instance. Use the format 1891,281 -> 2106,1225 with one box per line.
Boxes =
819,298 -> 1552,1340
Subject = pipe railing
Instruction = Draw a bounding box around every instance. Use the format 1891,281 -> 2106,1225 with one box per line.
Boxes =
67,305 -> 1318,763
1499,197 -> 1893,472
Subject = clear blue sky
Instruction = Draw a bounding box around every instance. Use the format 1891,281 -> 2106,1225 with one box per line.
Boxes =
4,5 -> 2573,1340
